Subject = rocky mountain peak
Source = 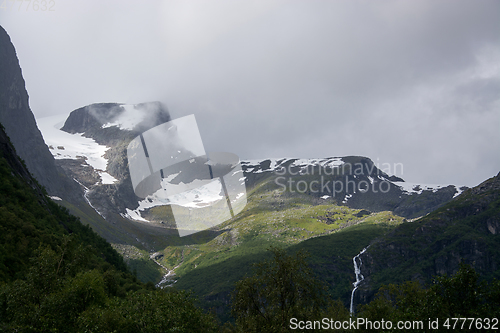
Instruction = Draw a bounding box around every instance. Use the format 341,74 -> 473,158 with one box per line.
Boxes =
61,102 -> 171,138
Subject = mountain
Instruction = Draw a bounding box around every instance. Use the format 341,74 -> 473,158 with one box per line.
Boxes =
0,116 -> 128,282
39,104 -> 467,237
36,103 -> 474,320
54,101 -> 171,219
36,103 -> 187,261
0,112 -> 220,332
0,25 -> 171,282
3,23 -> 494,324
0,25 -> 144,272
167,169 -> 498,320
241,156 -> 466,218
0,28 -> 220,331
352,171 -> 500,311
0,25 -> 80,200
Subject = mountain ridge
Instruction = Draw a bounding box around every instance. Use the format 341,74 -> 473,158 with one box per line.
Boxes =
2,23 -> 498,324
35,103 -> 468,255
353,170 -> 500,311
0,25 -> 81,201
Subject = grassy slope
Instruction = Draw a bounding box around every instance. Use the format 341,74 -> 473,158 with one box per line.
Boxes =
144,174 -> 407,320
170,210 -> 404,321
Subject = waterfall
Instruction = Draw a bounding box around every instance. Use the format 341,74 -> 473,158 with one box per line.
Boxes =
350,246 -> 369,314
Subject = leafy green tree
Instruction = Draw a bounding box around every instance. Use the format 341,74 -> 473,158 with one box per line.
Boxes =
0,239 -> 219,332
78,289 -> 219,332
357,280 -> 429,332
358,263 -> 500,333
231,247 -> 331,332
430,263 -> 485,318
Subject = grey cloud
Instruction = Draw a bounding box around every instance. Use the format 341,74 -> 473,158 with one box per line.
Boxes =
0,0 -> 499,187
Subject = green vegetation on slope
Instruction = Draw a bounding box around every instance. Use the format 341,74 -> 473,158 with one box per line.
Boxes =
225,247 -> 500,333
364,172 -> 500,294
0,153 -> 126,282
229,247 -> 334,332
292,211 -> 403,301
0,133 -> 218,332
359,263 -> 500,333
0,245 -> 218,332
171,202 -> 404,321
112,243 -> 164,283
161,187 -> 401,277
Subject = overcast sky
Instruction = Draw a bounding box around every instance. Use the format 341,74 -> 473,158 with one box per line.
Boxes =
1,0 -> 499,187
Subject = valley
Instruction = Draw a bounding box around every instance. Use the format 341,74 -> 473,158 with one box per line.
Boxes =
1,6 -> 499,329
36,105 -> 470,317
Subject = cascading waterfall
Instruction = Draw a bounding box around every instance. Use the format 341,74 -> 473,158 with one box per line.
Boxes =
155,266 -> 179,288
73,178 -> 106,219
350,246 -> 369,314
154,250 -> 184,288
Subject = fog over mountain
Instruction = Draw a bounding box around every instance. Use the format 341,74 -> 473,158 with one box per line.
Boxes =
1,0 -> 499,187
1,19 -> 499,325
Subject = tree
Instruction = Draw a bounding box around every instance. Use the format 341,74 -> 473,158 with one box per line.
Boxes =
358,263 -> 500,333
231,247 -> 329,332
78,289 -> 219,333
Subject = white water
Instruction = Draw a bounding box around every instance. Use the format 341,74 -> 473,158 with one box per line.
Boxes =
73,178 -> 106,219
155,263 -> 180,288
152,250 -> 184,289
350,246 -> 369,314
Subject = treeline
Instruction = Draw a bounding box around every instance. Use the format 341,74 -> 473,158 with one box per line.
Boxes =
0,243 -> 218,332
1,144 -> 499,332
2,241 -> 499,332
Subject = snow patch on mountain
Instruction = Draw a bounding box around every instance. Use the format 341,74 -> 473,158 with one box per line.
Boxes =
98,171 -> 118,185
123,178 -> 227,222
453,186 -> 466,198
393,182 -> 464,197
37,114 -> 116,183
242,157 -> 344,174
342,193 -> 353,204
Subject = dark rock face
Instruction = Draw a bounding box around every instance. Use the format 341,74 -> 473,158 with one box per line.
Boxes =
0,25 -> 80,199
243,156 -> 465,219
61,101 -> 171,139
61,103 -> 120,134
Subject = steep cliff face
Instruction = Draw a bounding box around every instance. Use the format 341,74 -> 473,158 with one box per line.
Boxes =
0,123 -> 43,196
353,171 -> 500,308
0,25 -> 79,199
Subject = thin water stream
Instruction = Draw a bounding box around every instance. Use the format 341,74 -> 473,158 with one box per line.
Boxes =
350,246 -> 369,314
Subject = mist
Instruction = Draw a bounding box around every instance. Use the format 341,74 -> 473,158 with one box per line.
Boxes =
1,0 -> 499,187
